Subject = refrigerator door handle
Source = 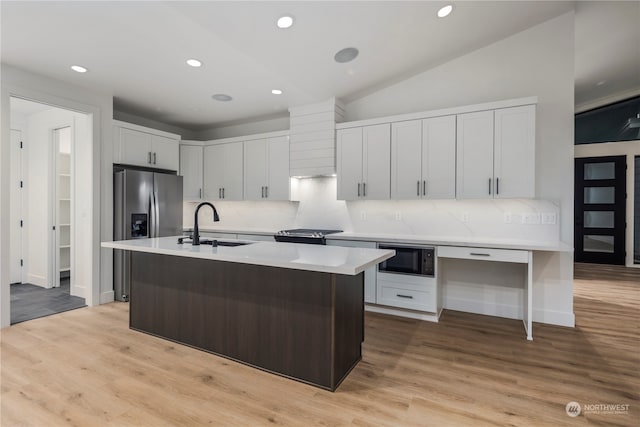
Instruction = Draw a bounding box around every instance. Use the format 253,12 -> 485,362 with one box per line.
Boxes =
149,192 -> 154,237
154,191 -> 160,237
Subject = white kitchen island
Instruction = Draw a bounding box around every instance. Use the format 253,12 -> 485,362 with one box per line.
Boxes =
101,237 -> 394,391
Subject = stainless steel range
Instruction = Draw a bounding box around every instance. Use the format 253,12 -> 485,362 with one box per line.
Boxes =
274,229 -> 343,245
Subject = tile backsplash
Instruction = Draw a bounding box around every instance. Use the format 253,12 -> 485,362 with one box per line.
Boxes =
185,177 -> 561,242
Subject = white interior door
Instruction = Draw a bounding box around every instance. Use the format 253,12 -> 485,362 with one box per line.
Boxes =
10,129 -> 23,284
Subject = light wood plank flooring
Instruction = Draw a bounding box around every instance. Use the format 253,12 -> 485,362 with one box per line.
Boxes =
1,263 -> 638,426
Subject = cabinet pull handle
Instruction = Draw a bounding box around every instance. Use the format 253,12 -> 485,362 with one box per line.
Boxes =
488,178 -> 492,195
262,186 -> 265,198
397,294 -> 413,299
470,252 -> 491,257
199,188 -> 202,199
148,152 -> 152,164
423,180 -> 426,196
222,188 -> 225,199
496,177 -> 499,195
417,181 -> 420,196
363,182 -> 366,197
266,186 -> 268,198
153,152 -> 157,165
357,183 -> 361,197
219,188 -> 222,199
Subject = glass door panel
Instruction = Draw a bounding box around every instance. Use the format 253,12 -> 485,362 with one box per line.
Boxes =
584,187 -> 615,204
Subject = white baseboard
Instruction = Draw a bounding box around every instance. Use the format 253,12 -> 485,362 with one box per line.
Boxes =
365,304 -> 440,322
100,290 -> 115,305
26,274 -> 47,288
533,308 -> 575,327
444,296 -> 522,320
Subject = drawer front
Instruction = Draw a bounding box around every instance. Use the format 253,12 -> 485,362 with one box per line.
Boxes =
378,285 -> 436,312
437,245 -> 528,263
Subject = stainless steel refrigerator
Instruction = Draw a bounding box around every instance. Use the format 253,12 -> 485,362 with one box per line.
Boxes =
113,169 -> 183,301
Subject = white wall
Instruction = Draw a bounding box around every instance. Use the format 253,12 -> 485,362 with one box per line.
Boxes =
1,64 -> 113,327
113,109 -> 197,140
575,140 -> 640,267
195,114 -> 289,141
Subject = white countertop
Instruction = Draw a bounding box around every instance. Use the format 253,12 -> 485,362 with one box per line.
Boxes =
327,232 -> 573,252
101,236 -> 394,275
181,226 -> 572,252
182,226 -> 277,236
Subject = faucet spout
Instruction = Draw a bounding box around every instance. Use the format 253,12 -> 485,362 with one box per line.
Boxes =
193,202 -> 220,245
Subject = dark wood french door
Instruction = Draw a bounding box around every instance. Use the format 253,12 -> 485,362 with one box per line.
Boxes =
575,156 -> 626,265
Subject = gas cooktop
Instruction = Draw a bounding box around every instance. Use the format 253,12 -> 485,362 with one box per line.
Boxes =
274,229 -> 343,245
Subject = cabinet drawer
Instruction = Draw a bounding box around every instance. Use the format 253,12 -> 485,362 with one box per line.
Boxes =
437,246 -> 528,263
378,285 -> 436,312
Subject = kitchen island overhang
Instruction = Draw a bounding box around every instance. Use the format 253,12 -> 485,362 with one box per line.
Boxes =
102,237 -> 394,391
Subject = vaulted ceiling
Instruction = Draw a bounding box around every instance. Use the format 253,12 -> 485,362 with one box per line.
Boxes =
2,1 -> 638,130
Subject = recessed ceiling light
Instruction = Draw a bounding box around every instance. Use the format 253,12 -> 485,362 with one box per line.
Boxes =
437,5 -> 453,18
212,94 -> 233,102
271,89 -> 283,95
186,59 -> 202,67
334,47 -> 359,64
70,65 -> 88,73
277,15 -> 294,29
596,80 -> 606,86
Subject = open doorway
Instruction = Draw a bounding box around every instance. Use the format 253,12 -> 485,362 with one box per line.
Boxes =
9,97 -> 87,324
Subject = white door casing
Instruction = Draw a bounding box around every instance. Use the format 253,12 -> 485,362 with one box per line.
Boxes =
9,129 -> 23,284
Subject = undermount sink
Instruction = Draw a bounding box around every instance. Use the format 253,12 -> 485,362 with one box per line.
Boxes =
215,241 -> 252,247
178,237 -> 254,247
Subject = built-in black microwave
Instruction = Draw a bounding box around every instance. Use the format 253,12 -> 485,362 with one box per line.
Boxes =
378,244 -> 435,277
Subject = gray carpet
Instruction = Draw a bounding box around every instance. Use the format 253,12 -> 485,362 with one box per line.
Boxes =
10,279 -> 86,325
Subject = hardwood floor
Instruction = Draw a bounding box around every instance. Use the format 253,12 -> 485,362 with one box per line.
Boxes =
1,263 -> 638,426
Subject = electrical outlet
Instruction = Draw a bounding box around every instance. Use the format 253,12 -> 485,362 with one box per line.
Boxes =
360,211 -> 367,221
504,212 -> 512,224
541,212 -> 557,225
522,213 -> 541,224
395,211 -> 402,221
461,212 -> 469,223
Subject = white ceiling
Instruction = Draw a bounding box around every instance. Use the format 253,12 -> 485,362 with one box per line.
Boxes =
2,1 -> 638,130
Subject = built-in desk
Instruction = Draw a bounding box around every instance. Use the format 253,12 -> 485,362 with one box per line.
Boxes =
437,246 -> 533,340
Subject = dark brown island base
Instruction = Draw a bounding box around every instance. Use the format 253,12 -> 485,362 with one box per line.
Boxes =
129,252 -> 364,391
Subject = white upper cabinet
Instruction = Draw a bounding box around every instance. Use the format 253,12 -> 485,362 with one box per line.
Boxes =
456,110 -> 495,199
422,115 -> 457,199
337,124 -> 390,200
179,144 -> 203,202
456,106 -> 535,199
243,136 -> 290,201
203,142 -> 243,201
114,121 -> 180,171
494,105 -> 535,198
391,116 -> 456,200
391,120 -> 422,199
337,127 -> 363,200
266,136 -> 290,200
152,135 -> 179,170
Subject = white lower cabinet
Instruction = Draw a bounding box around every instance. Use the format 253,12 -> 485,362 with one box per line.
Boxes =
326,239 -> 377,303
376,272 -> 437,313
